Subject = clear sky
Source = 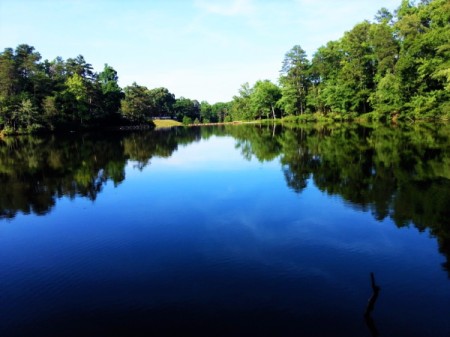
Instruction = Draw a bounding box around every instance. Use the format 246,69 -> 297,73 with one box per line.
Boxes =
0,0 -> 400,103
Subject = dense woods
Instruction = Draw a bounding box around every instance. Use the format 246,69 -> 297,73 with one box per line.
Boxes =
0,49 -> 203,133
0,0 -> 449,133
229,0 -> 449,122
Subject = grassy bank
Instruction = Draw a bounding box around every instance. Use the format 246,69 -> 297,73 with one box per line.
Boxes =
153,119 -> 183,128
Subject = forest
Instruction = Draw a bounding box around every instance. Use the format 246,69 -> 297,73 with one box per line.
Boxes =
0,0 -> 449,134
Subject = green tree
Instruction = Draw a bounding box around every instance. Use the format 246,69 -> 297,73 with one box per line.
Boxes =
212,102 -> 230,122
370,73 -> 403,118
374,7 -> 394,24
16,99 -> 40,130
65,55 -> 94,80
173,97 -> 199,121
394,0 -> 450,118
147,87 -> 175,118
279,45 -> 310,115
47,56 -> 67,92
0,48 -> 17,101
250,80 -> 281,119
98,64 -> 123,116
339,21 -> 376,114
14,44 -> 42,96
369,21 -> 399,81
200,101 -> 212,123
64,73 -> 89,124
42,95 -> 59,127
230,82 -> 253,120
121,83 -> 153,123
308,41 -> 344,113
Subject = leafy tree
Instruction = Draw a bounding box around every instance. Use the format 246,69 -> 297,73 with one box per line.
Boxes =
369,21 -> 399,81
250,80 -> 281,119
200,101 -> 212,123
98,64 -> 123,116
120,83 -> 153,123
173,97 -> 199,121
308,41 -> 344,114
374,7 -> 394,24
65,73 -> 89,123
147,87 -> 175,118
0,48 -> 17,100
66,55 -> 94,80
7,98 -> 39,131
42,95 -> 58,127
370,73 -> 403,118
230,82 -> 253,120
394,0 -> 450,118
339,21 -> 376,114
279,45 -> 310,115
182,116 -> 192,125
200,101 -> 224,123
14,44 -> 42,95
47,56 -> 67,92
212,102 -> 230,122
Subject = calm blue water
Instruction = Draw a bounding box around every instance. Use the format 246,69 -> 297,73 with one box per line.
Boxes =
1,125 -> 449,336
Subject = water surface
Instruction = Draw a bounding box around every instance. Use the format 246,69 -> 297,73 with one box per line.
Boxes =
1,124 -> 449,336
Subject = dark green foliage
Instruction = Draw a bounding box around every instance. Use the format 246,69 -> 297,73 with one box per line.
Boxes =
230,81 -> 282,121
98,64 -> 124,118
121,83 -> 153,124
251,80 -> 282,119
304,0 -> 449,120
173,97 -> 200,122
182,116 -> 193,125
148,87 -> 176,118
279,45 -> 310,115
0,45 -> 127,132
197,102 -> 227,123
230,82 -> 254,121
0,47 -> 200,133
228,0 -> 448,122
211,102 -> 231,122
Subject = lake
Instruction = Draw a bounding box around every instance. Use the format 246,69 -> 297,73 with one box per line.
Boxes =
1,124 -> 449,337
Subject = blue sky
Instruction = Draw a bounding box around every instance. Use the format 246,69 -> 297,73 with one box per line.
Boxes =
1,0 -> 400,103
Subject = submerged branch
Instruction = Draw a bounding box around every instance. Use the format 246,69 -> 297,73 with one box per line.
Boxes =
364,272 -> 381,336
365,272 -> 381,317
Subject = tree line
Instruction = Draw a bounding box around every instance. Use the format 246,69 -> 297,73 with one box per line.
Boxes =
0,44 -> 215,133
228,0 -> 449,122
1,0 -> 449,134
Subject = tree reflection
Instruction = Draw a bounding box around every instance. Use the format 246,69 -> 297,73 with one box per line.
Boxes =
227,123 -> 283,162
0,127 -> 200,219
1,123 -> 449,275
229,123 -> 450,275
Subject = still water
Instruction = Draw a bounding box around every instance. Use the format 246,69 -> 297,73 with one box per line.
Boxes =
1,124 -> 449,336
